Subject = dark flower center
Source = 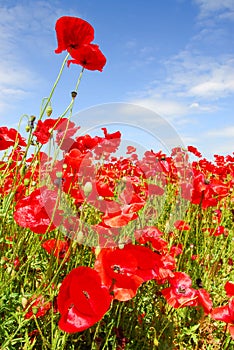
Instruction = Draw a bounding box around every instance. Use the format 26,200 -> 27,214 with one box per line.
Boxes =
112,265 -> 122,273
177,286 -> 187,294
83,290 -> 90,299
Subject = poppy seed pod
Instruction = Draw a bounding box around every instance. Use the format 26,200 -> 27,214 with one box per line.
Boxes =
71,91 -> 77,99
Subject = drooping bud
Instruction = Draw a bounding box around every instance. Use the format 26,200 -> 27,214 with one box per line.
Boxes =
24,179 -> 30,187
83,181 -> 92,196
46,106 -> 53,117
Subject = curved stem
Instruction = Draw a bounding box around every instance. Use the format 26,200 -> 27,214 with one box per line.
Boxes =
39,52 -> 70,120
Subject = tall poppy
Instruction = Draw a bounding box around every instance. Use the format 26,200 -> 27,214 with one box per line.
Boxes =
55,16 -> 94,54
68,44 -> 106,71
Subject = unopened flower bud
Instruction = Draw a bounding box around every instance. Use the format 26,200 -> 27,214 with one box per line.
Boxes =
46,106 -> 53,116
24,179 -> 30,187
56,171 -> 63,178
83,181 -> 92,196
20,165 -> 26,177
75,231 -> 84,244
25,125 -> 30,132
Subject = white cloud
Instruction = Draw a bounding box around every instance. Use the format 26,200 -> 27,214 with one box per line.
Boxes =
187,58 -> 234,98
194,0 -> 234,19
206,126 -> 234,137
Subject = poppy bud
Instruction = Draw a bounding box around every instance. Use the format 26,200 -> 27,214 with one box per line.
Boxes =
24,179 -> 30,187
75,231 -> 84,244
83,181 -> 92,196
46,106 -> 53,116
20,165 -> 27,177
25,125 -> 31,132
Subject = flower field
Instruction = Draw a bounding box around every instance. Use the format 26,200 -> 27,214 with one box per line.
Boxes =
0,16 -> 233,350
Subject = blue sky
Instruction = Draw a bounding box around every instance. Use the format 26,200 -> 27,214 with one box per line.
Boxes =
0,0 -> 234,159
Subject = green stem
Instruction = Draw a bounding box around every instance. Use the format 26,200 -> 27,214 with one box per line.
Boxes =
39,52 -> 70,120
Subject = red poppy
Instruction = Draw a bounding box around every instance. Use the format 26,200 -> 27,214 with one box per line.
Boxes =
147,183 -> 164,196
126,146 -> 136,154
68,44 -> 107,71
134,226 -> 168,252
71,134 -> 101,153
170,244 -> 183,257
187,146 -> 202,158
24,295 -> 51,319
94,244 -> 172,301
14,186 -> 63,234
174,220 -> 190,231
0,126 -> 26,150
225,281 -> 234,297
94,246 -> 144,301
57,267 -> 112,333
196,288 -> 213,314
33,118 -> 76,145
202,225 -> 228,237
42,239 -> 70,260
55,16 -> 94,54
101,210 -> 138,228
92,224 -> 121,247
161,272 -> 212,313
211,298 -> 234,340
161,272 -> 198,308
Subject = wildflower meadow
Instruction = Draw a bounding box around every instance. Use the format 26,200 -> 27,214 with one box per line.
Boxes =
0,16 -> 233,350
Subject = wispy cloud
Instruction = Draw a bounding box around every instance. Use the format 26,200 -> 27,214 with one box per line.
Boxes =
206,125 -> 234,137
194,0 -> 234,20
127,1 -> 234,114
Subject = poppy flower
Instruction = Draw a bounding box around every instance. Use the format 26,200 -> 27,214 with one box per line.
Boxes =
174,220 -> 190,231
126,146 -> 136,154
94,244 -> 172,301
161,272 -> 198,308
0,126 -> 26,150
147,183 -> 164,196
93,128 -> 121,157
161,272 -> 212,313
42,239 -> 70,260
225,281 -> 234,297
196,288 -> 213,314
24,295 -> 51,319
55,16 -> 94,54
33,118 -> 77,145
94,246 -> 144,301
57,267 -> 113,333
68,44 -> 107,71
211,298 -> 234,340
202,226 -> 227,237
134,226 -> 168,252
187,146 -> 202,158
14,186 -> 63,234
